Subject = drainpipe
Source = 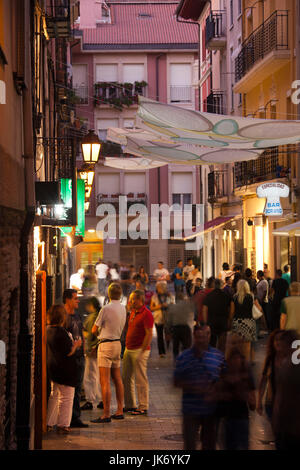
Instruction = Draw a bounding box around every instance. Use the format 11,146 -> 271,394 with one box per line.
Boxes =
156,54 -> 163,208
16,0 -> 36,450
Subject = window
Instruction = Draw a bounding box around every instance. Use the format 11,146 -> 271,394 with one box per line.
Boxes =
124,173 -> 146,194
95,64 -> 118,83
171,172 -> 193,208
170,64 -> 192,103
73,64 -> 87,87
123,64 -> 144,83
230,0 -> 233,26
238,0 -> 242,16
97,118 -> 118,141
72,64 -> 88,102
98,173 -> 120,195
172,194 -> 192,208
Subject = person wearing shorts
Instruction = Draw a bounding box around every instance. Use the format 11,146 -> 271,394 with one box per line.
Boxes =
91,283 -> 126,423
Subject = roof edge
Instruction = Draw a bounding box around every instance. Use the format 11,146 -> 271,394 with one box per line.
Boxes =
176,0 -> 208,21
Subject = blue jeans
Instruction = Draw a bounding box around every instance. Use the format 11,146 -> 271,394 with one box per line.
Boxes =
98,278 -> 106,296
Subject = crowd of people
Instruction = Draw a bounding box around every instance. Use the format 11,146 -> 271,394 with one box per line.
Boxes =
45,258 -> 300,450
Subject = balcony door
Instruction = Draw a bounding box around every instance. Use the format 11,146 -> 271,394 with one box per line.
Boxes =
170,63 -> 192,103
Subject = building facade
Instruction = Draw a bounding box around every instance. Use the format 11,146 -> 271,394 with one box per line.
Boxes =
177,0 -> 300,281
72,0 -> 201,275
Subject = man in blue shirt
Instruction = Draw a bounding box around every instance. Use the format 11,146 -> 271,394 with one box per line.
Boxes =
174,325 -> 225,450
173,260 -> 185,302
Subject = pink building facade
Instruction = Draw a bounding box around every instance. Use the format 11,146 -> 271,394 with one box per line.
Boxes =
72,0 -> 202,274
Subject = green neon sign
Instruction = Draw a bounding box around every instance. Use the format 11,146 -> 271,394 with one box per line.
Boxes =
60,178 -> 85,237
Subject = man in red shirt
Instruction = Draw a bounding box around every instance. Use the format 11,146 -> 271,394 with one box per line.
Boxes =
193,277 -> 215,323
122,290 -> 154,415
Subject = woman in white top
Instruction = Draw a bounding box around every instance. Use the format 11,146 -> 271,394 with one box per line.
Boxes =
110,263 -> 120,281
219,262 -> 233,282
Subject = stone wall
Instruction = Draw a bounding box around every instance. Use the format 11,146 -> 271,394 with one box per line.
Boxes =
0,206 -> 26,449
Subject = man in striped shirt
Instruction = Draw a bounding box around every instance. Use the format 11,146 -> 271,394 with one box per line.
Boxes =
174,325 -> 225,450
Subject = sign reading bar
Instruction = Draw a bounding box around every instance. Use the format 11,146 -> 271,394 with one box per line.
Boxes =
256,182 -> 289,216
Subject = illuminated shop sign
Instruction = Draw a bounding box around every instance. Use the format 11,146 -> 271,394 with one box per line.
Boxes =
60,178 -> 85,236
256,182 -> 289,216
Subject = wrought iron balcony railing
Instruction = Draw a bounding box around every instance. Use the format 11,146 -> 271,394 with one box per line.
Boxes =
234,146 -> 291,188
94,81 -> 147,110
235,10 -> 288,82
170,86 -> 192,103
205,11 -> 226,50
208,171 -> 227,200
97,193 -> 147,213
205,91 -> 225,114
45,0 -> 71,38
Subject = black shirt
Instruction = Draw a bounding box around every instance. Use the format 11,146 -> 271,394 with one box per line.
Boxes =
47,326 -> 78,387
65,312 -> 84,358
203,289 -> 231,332
271,278 -> 289,309
233,294 -> 253,319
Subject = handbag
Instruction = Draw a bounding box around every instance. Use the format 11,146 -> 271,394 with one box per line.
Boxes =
252,303 -> 263,320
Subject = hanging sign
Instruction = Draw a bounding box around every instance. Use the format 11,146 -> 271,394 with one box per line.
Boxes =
256,182 -> 289,216
60,178 -> 85,236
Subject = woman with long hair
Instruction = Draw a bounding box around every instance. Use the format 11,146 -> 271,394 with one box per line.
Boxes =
46,304 -> 82,434
138,266 -> 149,286
231,279 -> 261,360
257,329 -> 298,422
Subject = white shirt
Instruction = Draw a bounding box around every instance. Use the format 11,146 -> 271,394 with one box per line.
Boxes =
69,273 -> 83,290
219,270 -> 232,282
110,268 -> 120,280
154,268 -> 169,284
94,300 -> 126,340
183,265 -> 195,280
95,263 -> 108,279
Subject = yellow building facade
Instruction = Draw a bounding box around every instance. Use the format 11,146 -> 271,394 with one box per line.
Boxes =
233,0 -> 298,277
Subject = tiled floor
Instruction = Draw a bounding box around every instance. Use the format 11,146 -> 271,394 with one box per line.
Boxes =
43,333 -> 275,451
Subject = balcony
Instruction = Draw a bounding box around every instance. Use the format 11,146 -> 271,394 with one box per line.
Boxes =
94,81 -> 147,111
205,11 -> 226,51
205,91 -> 225,114
45,0 -> 71,38
170,86 -> 192,103
73,85 -> 88,105
234,147 -> 291,190
97,192 -> 147,212
234,10 -> 289,93
208,171 -> 227,202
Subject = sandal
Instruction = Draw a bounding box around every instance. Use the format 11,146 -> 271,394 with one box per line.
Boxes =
111,414 -> 125,420
130,409 -> 148,415
91,416 -> 111,423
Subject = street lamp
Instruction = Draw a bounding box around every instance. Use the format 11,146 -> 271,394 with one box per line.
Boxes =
81,129 -> 102,164
79,168 -> 95,186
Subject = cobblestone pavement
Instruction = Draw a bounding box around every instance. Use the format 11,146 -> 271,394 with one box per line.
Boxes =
43,332 -> 275,451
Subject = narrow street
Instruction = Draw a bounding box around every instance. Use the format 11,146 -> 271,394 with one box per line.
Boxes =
43,332 -> 274,451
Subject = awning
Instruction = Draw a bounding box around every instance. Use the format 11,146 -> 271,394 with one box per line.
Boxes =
204,216 -> 236,233
272,221 -> 300,237
107,97 -> 300,166
183,215 -> 238,240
